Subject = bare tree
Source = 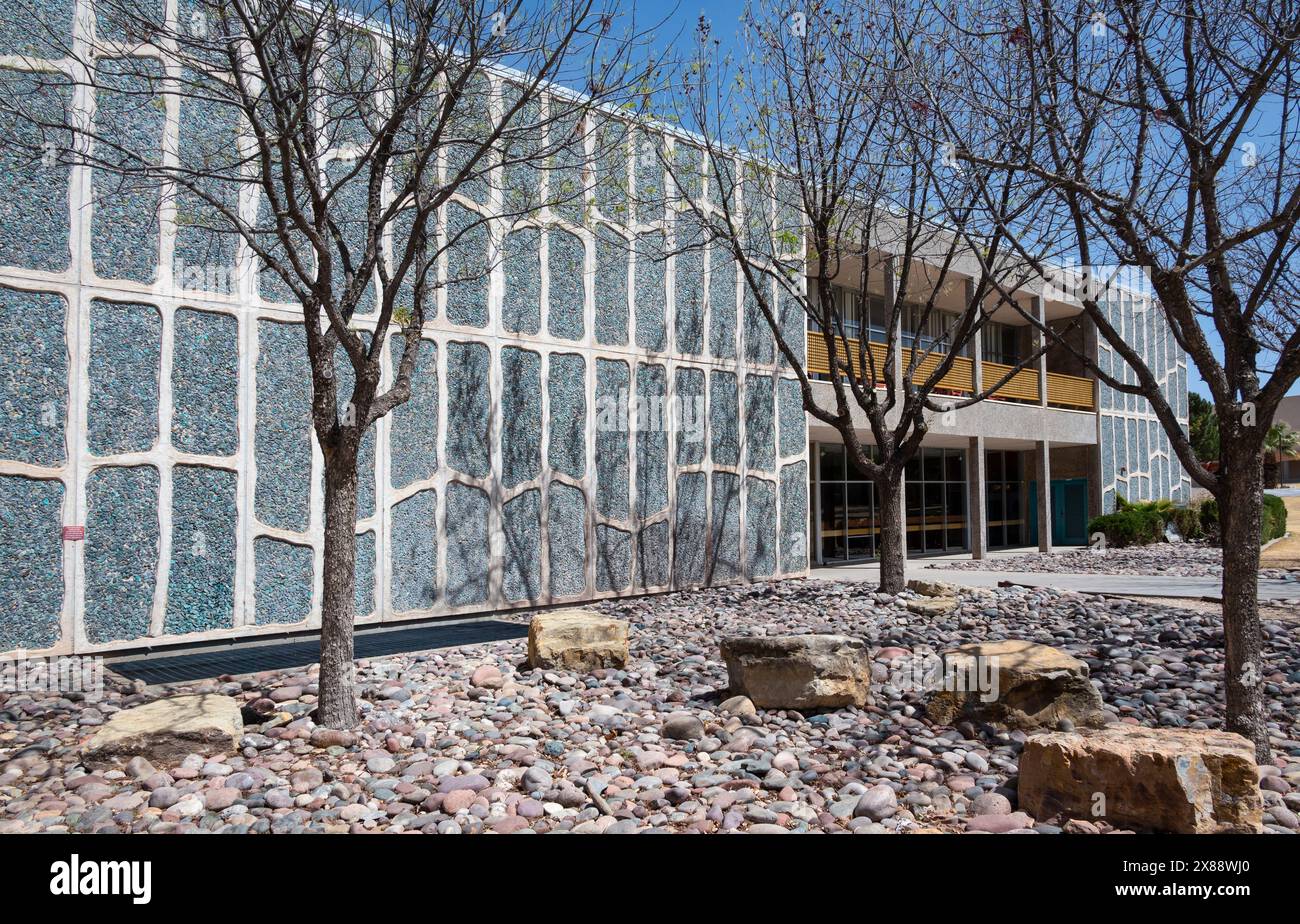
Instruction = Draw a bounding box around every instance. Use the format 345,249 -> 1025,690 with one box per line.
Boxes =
664,0 -> 1061,592
932,0 -> 1300,758
3,0 -> 658,727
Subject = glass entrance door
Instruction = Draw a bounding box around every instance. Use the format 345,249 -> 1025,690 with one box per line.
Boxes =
816,441 -> 967,562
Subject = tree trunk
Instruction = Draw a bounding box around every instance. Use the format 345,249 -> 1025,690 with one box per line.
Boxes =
1218,443 -> 1270,761
317,456 -> 360,729
877,471 -> 907,594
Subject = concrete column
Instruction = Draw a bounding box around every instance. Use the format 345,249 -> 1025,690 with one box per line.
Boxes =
896,466 -> 909,562
968,277 -> 983,397
968,436 -> 987,559
885,256 -> 903,399
1034,295 -> 1048,407
1036,439 -> 1053,552
1083,317 -> 1103,520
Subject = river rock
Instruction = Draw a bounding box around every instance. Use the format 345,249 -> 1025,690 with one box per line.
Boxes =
1018,727 -> 1263,834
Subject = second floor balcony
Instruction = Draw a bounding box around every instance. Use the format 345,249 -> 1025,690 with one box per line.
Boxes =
805,286 -> 1097,412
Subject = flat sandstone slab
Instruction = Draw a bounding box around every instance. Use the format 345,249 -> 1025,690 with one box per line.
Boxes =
1019,726 -> 1262,834
84,694 -> 243,767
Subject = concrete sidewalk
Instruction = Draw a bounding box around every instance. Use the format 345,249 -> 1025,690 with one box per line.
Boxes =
809,562 -> 1299,602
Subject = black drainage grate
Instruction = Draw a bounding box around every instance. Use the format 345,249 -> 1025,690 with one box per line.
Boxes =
108,619 -> 528,686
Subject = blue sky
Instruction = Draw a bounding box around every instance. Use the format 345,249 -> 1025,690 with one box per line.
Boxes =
639,3 -> 1293,400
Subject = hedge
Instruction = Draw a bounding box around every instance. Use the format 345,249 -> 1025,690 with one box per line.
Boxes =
1196,496 -> 1285,544
1087,507 -> 1165,548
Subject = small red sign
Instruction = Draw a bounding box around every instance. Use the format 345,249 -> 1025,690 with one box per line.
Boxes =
62,526 -> 85,541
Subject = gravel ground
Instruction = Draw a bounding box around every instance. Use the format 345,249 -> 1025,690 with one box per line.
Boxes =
930,542 -> 1300,584
2,580 -> 1298,835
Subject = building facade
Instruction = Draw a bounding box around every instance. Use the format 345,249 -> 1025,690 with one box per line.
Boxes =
0,1 -> 1190,659
0,0 -> 810,658
806,270 -> 1191,566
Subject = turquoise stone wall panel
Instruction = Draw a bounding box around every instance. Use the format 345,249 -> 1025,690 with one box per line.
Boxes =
501,347 -> 542,488
391,488 -> 437,611
673,471 -> 707,586
255,321 -> 312,531
502,488 -> 542,602
595,358 -> 629,518
446,481 -> 489,606
388,337 -> 438,490
85,465 -> 159,643
636,520 -> 669,589
254,537 -> 312,625
635,362 -> 668,517
172,308 -> 238,456
780,461 -> 808,573
745,374 -> 775,473
0,70 -> 71,271
548,353 -> 585,479
595,225 -> 629,346
88,300 -> 160,456
165,465 -> 236,635
548,228 -> 585,341
355,530 -> 375,618
710,471 -> 741,583
446,340 -> 491,479
446,203 -> 490,327
0,475 -> 63,650
778,377 -> 805,458
92,58 -> 164,283
0,288 -> 66,466
503,228 -> 541,335
595,523 -> 630,592
1,0 -> 73,57
709,371 -> 739,467
675,367 -> 706,465
548,482 -> 586,597
634,232 -> 666,352
745,476 -> 777,578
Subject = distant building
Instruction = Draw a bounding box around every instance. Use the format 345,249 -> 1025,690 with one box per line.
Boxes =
1275,395 -> 1300,485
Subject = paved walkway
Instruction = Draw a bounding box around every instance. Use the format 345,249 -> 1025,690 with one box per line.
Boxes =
809,562 -> 1299,602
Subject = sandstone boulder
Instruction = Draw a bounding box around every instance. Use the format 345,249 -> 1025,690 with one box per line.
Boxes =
1018,727 -> 1262,834
84,694 -> 243,767
527,609 -> 629,671
926,639 -> 1106,730
907,578 -> 963,598
721,635 -> 872,710
906,596 -> 958,616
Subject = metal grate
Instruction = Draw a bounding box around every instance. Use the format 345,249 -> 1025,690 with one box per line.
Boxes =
108,619 -> 528,685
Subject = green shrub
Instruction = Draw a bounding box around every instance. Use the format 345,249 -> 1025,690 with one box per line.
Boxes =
1199,498 -> 1220,538
1087,507 -> 1165,548
1194,495 -> 1286,544
1166,505 -> 1203,541
1262,494 -> 1288,543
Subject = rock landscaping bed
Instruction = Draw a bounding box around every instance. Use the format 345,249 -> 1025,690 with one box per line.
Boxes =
931,541 -> 1299,585
2,579 -> 1298,835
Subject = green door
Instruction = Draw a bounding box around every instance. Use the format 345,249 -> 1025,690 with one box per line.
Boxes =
1028,478 -> 1090,546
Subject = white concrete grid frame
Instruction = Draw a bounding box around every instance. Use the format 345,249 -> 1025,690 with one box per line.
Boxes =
0,0 -> 810,657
